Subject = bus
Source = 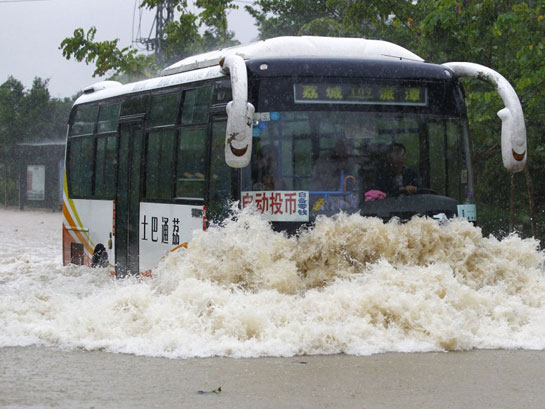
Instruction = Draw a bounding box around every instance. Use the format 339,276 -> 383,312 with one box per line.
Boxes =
62,36 -> 527,277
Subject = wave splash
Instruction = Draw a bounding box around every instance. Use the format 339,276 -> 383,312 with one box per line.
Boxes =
1,209 -> 544,358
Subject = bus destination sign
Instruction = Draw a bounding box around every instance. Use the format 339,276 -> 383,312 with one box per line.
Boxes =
294,83 -> 428,106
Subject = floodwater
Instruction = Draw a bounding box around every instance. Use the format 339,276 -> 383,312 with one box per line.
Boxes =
3,346 -> 545,408
2,208 -> 545,408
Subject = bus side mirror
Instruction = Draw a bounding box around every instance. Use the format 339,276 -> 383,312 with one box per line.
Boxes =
221,54 -> 255,168
443,62 -> 527,173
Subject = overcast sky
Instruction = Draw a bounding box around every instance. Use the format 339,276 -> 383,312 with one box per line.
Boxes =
1,0 -> 258,98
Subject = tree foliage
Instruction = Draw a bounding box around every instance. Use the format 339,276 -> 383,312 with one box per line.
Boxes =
413,1 -> 545,234
0,77 -> 25,167
60,0 -> 238,80
0,77 -> 72,206
60,27 -> 156,80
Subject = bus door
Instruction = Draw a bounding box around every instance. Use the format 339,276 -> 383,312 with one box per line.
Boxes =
115,120 -> 144,277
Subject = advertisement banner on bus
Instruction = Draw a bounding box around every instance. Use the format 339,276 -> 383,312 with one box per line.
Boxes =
241,191 -> 309,222
139,202 -> 204,272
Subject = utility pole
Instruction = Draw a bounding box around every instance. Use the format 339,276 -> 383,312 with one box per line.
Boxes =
134,0 -> 175,56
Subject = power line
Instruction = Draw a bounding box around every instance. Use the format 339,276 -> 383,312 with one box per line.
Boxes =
0,0 -> 50,3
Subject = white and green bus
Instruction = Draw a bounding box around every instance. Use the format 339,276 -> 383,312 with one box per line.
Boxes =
62,36 -> 527,277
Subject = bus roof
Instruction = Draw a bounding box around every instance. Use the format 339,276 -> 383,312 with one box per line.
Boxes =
75,36 -> 426,106
74,65 -> 225,106
161,36 -> 424,76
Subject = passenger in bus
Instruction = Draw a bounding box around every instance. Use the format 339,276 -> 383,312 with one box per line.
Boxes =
376,142 -> 421,196
312,138 -> 353,191
253,144 -> 284,190
312,138 -> 359,211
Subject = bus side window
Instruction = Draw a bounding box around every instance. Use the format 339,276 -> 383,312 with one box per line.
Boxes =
97,103 -> 120,133
67,136 -> 94,198
145,129 -> 176,200
67,105 -> 98,198
70,105 -> 98,136
144,92 -> 181,200
120,94 -> 150,116
213,81 -> 232,105
94,135 -> 117,198
94,103 -> 120,198
176,128 -> 206,199
181,87 -> 212,125
149,92 -> 180,127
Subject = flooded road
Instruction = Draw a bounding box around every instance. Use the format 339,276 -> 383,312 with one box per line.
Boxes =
2,346 -> 544,408
1,209 -> 545,407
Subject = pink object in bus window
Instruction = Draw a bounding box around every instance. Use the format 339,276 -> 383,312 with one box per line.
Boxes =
364,190 -> 387,202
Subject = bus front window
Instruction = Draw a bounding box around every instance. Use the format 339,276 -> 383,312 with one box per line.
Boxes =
241,111 -> 472,221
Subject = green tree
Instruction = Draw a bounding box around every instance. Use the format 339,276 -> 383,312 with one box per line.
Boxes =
59,27 -> 156,80
245,0 -> 417,40
246,0 -> 352,38
414,1 -> 545,235
0,77 -> 72,207
0,77 -> 25,207
60,0 -> 238,81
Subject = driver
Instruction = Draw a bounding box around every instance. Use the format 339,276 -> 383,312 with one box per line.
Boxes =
376,143 -> 421,195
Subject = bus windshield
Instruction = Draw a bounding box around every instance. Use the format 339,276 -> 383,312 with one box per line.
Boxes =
241,110 -> 472,222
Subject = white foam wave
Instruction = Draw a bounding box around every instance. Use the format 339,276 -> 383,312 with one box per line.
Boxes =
1,208 -> 544,358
